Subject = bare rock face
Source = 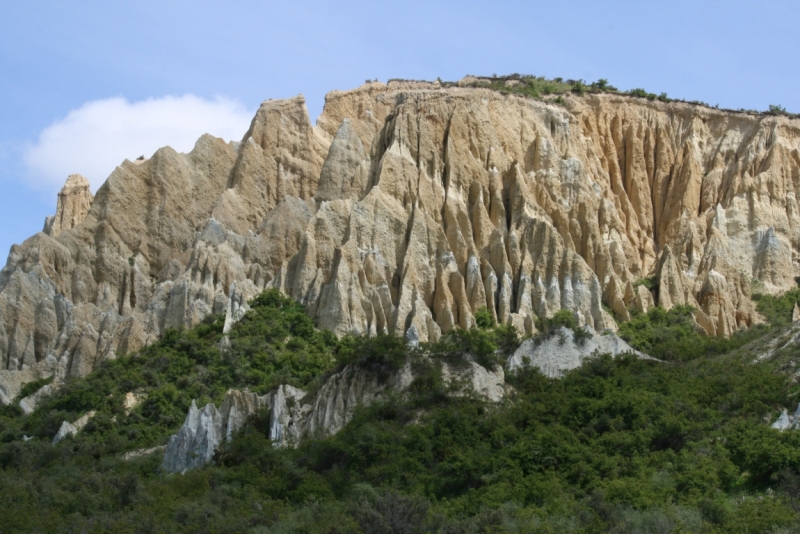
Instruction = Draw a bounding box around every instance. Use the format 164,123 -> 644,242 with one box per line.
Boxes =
162,389 -> 276,473
2,82 -> 800,398
43,174 -> 94,237
507,327 -> 651,378
52,410 -> 96,445
19,380 -> 56,414
771,404 -> 800,431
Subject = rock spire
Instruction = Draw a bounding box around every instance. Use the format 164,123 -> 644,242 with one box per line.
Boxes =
43,174 -> 93,236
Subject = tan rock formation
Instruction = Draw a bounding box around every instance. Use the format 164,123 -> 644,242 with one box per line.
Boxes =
43,174 -> 93,236
2,81 -> 800,397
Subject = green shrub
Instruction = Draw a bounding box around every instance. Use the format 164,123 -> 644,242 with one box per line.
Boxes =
1,289 -> 341,456
618,305 -> 764,361
547,309 -> 578,331
754,287 -> 800,327
428,327 -> 500,368
425,321 -> 520,370
627,88 -> 658,100
17,376 -> 53,400
1,286 -> 799,532
474,306 -> 495,329
573,326 -> 592,345
335,333 -> 408,381
634,276 -> 658,291
592,78 -> 618,92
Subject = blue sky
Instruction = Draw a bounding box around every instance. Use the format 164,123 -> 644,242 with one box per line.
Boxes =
1,0 -> 798,257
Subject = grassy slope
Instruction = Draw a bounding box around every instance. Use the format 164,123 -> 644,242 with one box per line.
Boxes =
1,291 -> 800,532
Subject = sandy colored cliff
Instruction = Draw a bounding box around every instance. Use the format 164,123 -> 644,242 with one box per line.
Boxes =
2,79 -> 799,399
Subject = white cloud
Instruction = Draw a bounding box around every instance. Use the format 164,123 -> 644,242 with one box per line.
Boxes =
24,95 -> 254,192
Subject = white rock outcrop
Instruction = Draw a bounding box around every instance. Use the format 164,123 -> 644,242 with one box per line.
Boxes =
123,445 -> 166,461
507,326 -> 649,378
163,356 -> 507,472
52,410 -> 96,445
19,381 -> 57,414
771,404 -> 800,431
0,357 -> 62,405
161,389 -> 278,473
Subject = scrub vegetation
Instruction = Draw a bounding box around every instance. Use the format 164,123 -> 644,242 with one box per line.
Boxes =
2,289 -> 800,532
439,74 -> 798,117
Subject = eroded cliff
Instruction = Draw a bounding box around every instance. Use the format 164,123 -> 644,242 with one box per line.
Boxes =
2,80 -> 799,398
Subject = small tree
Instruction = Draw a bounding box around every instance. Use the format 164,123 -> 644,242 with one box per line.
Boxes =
474,306 -> 495,329
547,309 -> 578,331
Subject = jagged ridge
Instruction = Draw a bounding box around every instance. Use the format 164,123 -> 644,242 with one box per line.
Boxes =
2,78 -> 800,398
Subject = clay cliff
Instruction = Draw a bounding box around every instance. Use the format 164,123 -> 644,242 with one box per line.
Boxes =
2,79 -> 800,400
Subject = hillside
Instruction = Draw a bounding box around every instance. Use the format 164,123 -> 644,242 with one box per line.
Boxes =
1,288 -> 800,532
3,76 -> 800,532
2,77 -> 800,402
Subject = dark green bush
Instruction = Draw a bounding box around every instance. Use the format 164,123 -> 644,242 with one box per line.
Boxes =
2,287 -> 800,532
547,309 -> 578,331
425,322 -> 519,370
634,276 -> 658,291
335,332 -> 409,381
754,287 -> 800,327
618,305 -> 764,361
592,78 -> 618,91
573,326 -> 592,345
17,376 -> 53,400
474,306 -> 495,329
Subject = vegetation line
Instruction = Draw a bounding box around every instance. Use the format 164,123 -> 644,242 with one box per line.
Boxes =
2,290 -> 800,531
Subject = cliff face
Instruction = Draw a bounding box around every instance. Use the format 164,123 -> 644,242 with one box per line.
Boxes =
2,80 -> 799,396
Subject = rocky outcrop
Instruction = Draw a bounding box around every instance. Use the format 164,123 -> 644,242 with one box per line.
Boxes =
162,389 -> 279,472
507,326 -> 650,378
771,404 -> 800,431
163,357 -> 506,471
52,410 -> 96,444
43,174 -> 94,237
2,80 -> 800,398
0,357 -> 62,405
18,380 -> 57,414
123,445 -> 166,461
123,391 -> 145,414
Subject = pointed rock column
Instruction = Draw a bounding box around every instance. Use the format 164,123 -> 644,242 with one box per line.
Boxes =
43,174 -> 94,236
